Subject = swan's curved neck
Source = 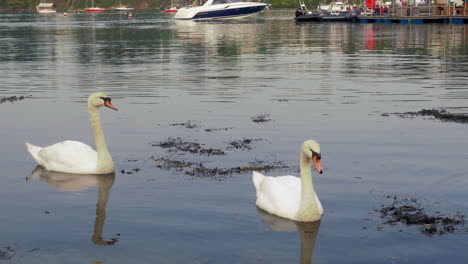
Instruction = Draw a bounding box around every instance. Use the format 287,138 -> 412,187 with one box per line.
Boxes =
297,151 -> 318,219
89,105 -> 114,173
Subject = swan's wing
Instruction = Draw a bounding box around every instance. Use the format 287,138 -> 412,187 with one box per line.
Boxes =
255,174 -> 301,220
252,171 -> 265,190
37,140 -> 97,174
315,192 -> 324,215
275,175 -> 302,194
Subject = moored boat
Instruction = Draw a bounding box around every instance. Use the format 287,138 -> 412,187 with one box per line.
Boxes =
113,0 -> 134,11
85,0 -> 106,12
163,0 -> 179,12
295,1 -> 360,22
174,0 -> 267,20
163,7 -> 179,12
36,1 -> 57,13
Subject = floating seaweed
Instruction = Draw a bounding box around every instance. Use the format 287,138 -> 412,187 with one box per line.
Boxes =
0,95 -> 30,104
152,137 -> 225,156
184,160 -> 288,179
169,120 -> 201,129
0,246 -> 15,260
388,109 -> 468,124
153,153 -> 288,180
377,196 -> 466,236
120,168 -> 141,175
204,127 -> 233,132
152,156 -> 194,170
251,114 -> 272,123
226,138 -> 261,150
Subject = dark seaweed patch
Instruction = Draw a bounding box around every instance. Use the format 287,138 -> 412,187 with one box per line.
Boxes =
0,246 -> 15,260
152,154 -> 288,180
152,137 -> 225,156
251,114 -> 272,123
390,109 -> 468,124
152,156 -> 194,170
0,95 -> 30,104
204,127 -> 233,132
120,168 -> 141,175
377,196 -> 466,236
169,120 -> 201,129
184,160 -> 288,179
226,138 -> 261,150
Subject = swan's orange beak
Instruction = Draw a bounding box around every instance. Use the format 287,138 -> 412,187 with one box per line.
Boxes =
105,100 -> 118,111
312,155 -> 323,174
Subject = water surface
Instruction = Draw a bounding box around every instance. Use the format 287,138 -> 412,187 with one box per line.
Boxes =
0,10 -> 467,263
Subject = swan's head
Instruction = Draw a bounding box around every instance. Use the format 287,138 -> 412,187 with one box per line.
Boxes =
88,92 -> 118,111
302,140 -> 323,174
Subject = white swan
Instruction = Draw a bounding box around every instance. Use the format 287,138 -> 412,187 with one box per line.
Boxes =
25,92 -> 118,174
253,140 -> 324,222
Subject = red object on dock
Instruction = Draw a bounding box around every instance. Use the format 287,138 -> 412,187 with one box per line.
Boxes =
366,0 -> 376,8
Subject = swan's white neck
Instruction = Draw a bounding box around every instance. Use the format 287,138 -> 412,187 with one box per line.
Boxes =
88,105 -> 114,174
296,151 -> 319,221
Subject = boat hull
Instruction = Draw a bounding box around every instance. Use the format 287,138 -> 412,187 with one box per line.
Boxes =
295,10 -> 360,22
175,2 -> 267,20
85,7 -> 107,12
37,2 -> 56,14
163,8 -> 179,13
114,7 -> 134,11
37,9 -> 57,14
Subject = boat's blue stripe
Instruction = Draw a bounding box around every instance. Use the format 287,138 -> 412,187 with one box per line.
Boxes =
192,5 -> 265,19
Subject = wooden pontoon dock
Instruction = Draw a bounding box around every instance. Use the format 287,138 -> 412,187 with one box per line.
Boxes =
360,3 -> 468,23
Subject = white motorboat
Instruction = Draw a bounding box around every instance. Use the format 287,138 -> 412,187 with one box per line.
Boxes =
36,1 -> 57,13
114,0 -> 134,11
174,0 -> 267,20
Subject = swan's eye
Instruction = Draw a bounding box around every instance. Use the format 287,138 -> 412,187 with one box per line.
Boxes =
312,151 -> 321,160
100,97 -> 111,103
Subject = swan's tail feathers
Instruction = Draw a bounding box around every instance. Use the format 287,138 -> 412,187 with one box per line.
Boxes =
25,142 -> 43,165
252,171 -> 265,191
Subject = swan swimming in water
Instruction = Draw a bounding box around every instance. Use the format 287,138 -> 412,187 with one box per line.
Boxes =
25,92 -> 118,174
253,140 -> 324,222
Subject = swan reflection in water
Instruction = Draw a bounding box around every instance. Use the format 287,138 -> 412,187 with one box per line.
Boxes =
257,208 -> 321,264
27,166 -> 119,245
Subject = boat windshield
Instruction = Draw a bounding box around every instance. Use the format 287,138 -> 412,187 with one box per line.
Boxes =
212,0 -> 239,4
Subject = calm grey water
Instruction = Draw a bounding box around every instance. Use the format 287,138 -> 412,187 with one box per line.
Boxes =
1,10 -> 468,263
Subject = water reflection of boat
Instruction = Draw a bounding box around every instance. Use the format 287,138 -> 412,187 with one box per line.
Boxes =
174,19 -> 262,54
257,208 -> 321,264
174,0 -> 267,20
36,1 -> 57,14
295,1 -> 360,22
28,166 -> 118,245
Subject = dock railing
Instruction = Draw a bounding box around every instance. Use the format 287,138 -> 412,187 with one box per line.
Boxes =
367,1 -> 468,17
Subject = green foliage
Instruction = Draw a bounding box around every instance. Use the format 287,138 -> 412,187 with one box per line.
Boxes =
6,0 -> 35,10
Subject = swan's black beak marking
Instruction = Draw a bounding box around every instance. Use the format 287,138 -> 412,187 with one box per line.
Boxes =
101,97 -> 118,111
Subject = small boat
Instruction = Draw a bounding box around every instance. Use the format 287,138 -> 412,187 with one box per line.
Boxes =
174,0 -> 267,20
163,7 -> 178,13
295,1 -> 360,22
36,1 -> 57,14
114,0 -> 134,11
114,6 -> 134,11
163,0 -> 179,12
85,0 -> 107,12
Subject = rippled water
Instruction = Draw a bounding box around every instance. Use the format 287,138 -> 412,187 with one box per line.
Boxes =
1,10 -> 467,263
